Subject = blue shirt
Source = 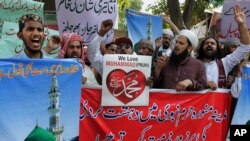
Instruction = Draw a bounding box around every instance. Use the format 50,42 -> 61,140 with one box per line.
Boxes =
14,50 -> 50,59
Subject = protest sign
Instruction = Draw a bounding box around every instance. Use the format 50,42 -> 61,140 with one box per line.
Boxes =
0,0 -> 44,38
55,0 -> 117,44
102,55 -> 152,106
219,1 -> 250,41
0,58 -> 82,140
80,87 -> 231,141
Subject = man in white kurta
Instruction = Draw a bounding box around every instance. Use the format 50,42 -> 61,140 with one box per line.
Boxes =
197,5 -> 250,92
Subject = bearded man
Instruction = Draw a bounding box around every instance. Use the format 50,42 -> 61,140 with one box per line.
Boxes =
153,29 -> 207,91
197,5 -> 250,90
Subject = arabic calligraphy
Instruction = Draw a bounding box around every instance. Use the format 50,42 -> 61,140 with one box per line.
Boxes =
220,23 -> 239,39
220,4 -> 250,39
0,17 -> 19,24
95,131 -> 126,141
62,20 -> 98,43
0,0 -> 42,12
105,69 -> 146,104
137,124 -> 211,141
219,22 -> 250,39
224,6 -> 250,17
62,20 -> 114,43
93,123 -> 211,141
80,100 -> 103,120
4,27 -> 51,37
109,72 -> 141,99
80,101 -> 228,126
0,63 -> 79,80
5,28 -> 16,35
57,0 -> 116,15
15,44 -> 24,54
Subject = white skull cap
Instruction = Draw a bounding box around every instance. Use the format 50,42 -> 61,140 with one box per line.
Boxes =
179,29 -> 198,49
163,29 -> 174,38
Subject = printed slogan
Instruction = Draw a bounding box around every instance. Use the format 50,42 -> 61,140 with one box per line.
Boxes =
102,55 -> 152,106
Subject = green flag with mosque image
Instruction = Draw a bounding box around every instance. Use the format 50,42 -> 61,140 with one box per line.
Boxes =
0,58 -> 82,141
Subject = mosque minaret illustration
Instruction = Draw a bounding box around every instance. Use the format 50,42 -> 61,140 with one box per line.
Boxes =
48,75 -> 64,141
147,16 -> 152,41
25,75 -> 64,141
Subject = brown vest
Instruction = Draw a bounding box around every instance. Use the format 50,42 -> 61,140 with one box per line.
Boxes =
216,59 -> 227,88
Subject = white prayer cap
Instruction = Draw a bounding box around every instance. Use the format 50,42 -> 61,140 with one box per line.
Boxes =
163,29 -> 174,38
179,29 -> 198,49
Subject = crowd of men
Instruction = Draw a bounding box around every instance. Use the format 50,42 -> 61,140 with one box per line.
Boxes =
13,5 -> 250,87
9,5 -> 250,127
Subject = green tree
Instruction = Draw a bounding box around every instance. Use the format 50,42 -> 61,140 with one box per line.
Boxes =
118,0 -> 143,31
147,0 -> 223,29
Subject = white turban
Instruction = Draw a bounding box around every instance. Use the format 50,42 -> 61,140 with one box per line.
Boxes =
163,29 -> 174,38
179,29 -> 198,49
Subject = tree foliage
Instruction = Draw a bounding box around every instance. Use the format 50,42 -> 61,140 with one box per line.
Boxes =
117,0 -> 143,31
147,0 -> 223,29
118,0 -> 130,11
210,0 -> 224,7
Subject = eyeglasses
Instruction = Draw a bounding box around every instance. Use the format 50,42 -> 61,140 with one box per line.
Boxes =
19,14 -> 42,24
117,43 -> 131,49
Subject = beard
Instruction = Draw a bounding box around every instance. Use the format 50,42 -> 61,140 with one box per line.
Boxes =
162,44 -> 170,49
65,52 -> 81,58
23,41 -> 42,54
169,47 -> 189,64
203,45 -> 217,60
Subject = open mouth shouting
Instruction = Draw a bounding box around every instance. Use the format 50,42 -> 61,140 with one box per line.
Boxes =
205,46 -> 214,55
31,38 -> 42,48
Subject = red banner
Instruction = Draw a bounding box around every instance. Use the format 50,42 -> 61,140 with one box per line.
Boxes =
80,87 -> 232,141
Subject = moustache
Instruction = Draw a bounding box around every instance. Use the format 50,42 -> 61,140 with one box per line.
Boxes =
205,45 -> 213,51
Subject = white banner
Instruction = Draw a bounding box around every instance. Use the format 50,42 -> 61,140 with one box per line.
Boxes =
220,1 -> 250,41
55,0 -> 117,44
102,54 -> 152,106
0,0 -> 44,39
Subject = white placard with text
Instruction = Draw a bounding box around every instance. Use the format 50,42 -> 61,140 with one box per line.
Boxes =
102,54 -> 152,106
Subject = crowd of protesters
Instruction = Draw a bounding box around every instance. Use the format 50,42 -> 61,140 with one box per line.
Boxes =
11,4 -> 250,127
14,5 -> 250,91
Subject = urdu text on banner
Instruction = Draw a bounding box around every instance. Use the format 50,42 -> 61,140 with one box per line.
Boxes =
0,58 -> 82,140
0,0 -> 44,39
80,87 -> 232,141
219,1 -> 250,41
55,0 -> 117,44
